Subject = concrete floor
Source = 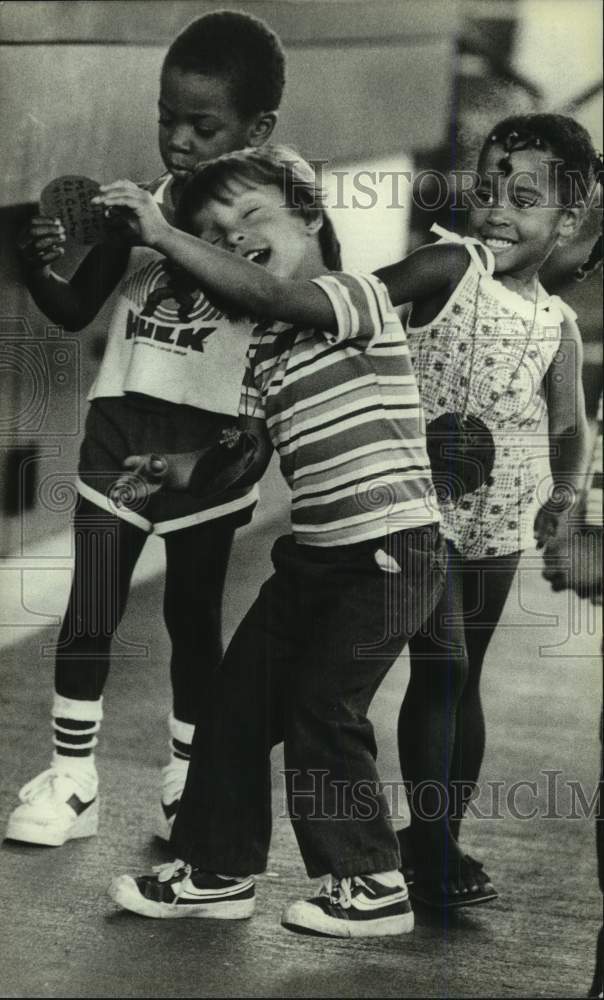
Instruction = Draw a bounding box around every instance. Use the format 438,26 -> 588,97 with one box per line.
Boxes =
0,467 -> 601,998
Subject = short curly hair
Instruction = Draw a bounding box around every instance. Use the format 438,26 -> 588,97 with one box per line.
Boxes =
164,9 -> 286,119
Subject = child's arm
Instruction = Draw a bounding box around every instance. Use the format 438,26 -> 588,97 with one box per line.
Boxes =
534,314 -> 591,547
94,181 -> 341,329
542,389 -> 602,602
93,181 -> 468,330
374,243 -> 470,308
542,525 -> 602,602
18,216 -> 130,331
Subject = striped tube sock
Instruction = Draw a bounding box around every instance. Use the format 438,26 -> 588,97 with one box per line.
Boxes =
52,694 -> 103,770
169,713 -> 194,763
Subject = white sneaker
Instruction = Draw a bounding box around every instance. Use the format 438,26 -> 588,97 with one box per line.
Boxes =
155,758 -> 189,841
281,874 -> 414,938
5,764 -> 99,846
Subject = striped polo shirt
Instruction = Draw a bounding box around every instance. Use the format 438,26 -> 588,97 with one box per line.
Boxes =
240,271 -> 439,547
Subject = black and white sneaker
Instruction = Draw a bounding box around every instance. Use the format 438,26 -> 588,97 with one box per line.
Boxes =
109,860 -> 255,919
281,874 -> 414,938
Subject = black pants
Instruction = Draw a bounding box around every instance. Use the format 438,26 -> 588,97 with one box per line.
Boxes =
54,497 -> 235,724
171,526 -> 446,879
398,542 -> 521,863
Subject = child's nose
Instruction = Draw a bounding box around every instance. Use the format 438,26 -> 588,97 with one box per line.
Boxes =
486,204 -> 510,224
168,125 -> 192,152
226,231 -> 246,248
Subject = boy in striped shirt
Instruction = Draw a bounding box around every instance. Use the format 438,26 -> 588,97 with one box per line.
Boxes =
102,147 -> 445,937
243,268 -> 438,547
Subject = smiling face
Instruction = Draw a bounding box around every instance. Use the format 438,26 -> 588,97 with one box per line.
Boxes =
192,180 -> 321,279
158,67 -> 271,191
469,144 -> 579,284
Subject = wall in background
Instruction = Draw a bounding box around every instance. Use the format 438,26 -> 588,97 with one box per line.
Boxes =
0,0 -> 457,207
513,0 -> 602,132
0,0 -> 458,553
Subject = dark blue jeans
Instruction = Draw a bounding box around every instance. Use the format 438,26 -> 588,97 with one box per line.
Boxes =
171,525 -> 446,879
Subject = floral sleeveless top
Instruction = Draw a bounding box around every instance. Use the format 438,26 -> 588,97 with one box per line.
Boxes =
406,225 -> 575,558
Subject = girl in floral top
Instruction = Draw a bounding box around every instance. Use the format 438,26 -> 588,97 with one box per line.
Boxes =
375,113 -> 601,907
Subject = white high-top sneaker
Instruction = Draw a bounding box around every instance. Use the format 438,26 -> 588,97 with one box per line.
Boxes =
5,758 -> 99,846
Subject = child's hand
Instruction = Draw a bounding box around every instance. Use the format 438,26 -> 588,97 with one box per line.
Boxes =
542,528 -> 603,603
16,216 -> 66,269
92,181 -> 170,248
109,454 -> 169,508
533,489 -> 577,550
533,504 -> 563,549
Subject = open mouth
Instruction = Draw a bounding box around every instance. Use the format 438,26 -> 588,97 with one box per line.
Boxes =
483,237 -> 516,252
244,248 -> 272,267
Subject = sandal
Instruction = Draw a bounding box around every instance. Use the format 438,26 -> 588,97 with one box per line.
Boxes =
410,854 -> 498,909
463,854 -> 493,888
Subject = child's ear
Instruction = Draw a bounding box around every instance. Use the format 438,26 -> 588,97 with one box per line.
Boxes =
556,207 -> 582,247
246,112 -> 278,148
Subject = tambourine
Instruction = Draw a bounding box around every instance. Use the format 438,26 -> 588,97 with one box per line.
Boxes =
426,412 -> 495,504
188,427 -> 263,499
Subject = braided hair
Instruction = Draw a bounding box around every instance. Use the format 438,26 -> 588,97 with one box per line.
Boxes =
479,113 -> 603,280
